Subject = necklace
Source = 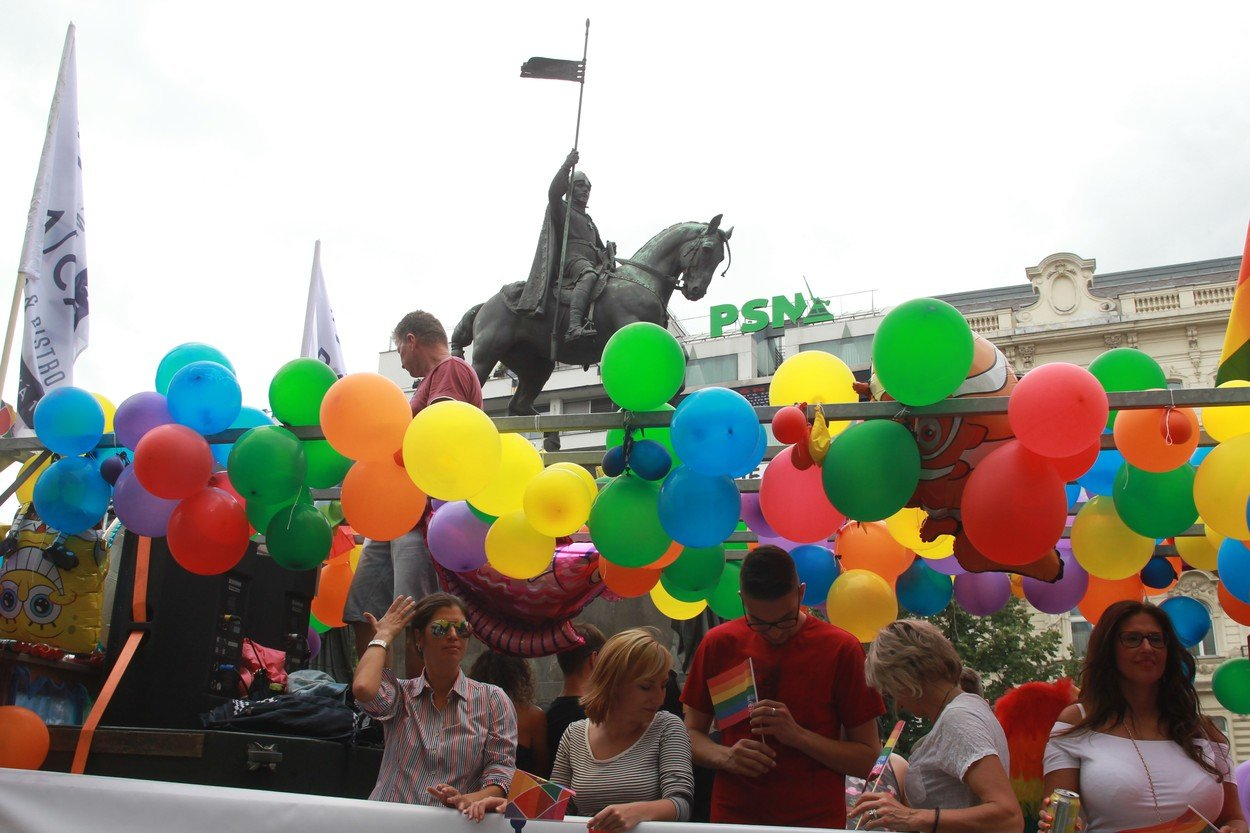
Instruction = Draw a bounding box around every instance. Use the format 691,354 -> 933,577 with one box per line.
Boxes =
1124,714 -> 1165,824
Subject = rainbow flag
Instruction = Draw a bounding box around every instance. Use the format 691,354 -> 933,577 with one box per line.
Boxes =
1216,219 -> 1250,385
1119,806 -> 1219,833
707,658 -> 757,728
851,720 -> 906,830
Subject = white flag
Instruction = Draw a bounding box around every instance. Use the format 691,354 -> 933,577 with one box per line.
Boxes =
301,240 -> 346,376
15,24 -> 89,430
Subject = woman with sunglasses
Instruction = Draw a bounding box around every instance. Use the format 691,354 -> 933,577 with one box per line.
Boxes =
353,592 -> 517,809
1041,600 -> 1245,833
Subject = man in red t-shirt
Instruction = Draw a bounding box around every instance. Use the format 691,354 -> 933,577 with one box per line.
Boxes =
343,311 -> 483,667
682,546 -> 885,829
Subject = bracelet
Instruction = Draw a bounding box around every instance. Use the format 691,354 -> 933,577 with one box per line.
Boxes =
367,638 -> 389,651
931,807 -> 941,833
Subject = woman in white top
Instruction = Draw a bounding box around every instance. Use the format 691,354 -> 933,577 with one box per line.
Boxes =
1042,600 -> 1245,833
851,620 -> 1022,833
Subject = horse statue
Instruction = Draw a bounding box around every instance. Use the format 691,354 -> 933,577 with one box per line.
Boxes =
451,214 -> 732,449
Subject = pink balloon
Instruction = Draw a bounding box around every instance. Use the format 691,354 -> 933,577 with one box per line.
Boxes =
759,447 -> 846,544
1008,363 -> 1109,459
962,441 -> 1067,566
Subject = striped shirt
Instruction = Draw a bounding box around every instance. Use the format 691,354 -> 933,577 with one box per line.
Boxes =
359,668 -> 516,805
551,711 -> 693,820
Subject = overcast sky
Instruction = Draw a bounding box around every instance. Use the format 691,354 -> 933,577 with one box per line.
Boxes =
3,2 -> 1250,410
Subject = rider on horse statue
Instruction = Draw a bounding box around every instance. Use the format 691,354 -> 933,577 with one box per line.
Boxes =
514,149 -> 615,343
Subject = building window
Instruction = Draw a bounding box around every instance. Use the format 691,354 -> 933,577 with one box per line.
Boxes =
687,354 -> 738,387
1167,378 -> 1185,390
1070,613 -> 1093,659
755,334 -> 784,378
800,335 -> 873,367
563,397 -> 615,415
1209,716 -> 1229,736
1188,603 -> 1218,657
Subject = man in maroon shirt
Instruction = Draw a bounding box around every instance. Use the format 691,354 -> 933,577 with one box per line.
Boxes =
682,546 -> 885,829
343,311 -> 483,667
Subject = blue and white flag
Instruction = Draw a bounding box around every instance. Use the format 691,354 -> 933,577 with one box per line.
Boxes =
15,24 -> 90,431
300,240 -> 346,376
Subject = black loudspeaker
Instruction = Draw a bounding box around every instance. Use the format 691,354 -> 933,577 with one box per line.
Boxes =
103,532 -> 316,730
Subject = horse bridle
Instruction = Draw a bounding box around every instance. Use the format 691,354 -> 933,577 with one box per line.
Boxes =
616,225 -> 731,294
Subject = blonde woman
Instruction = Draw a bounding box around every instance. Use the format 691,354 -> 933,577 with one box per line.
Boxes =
851,620 -> 1022,833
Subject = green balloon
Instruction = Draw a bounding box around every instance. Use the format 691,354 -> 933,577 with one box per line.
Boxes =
601,322 -> 685,411
1088,349 -> 1167,428
1111,462 -> 1198,539
269,358 -> 339,426
588,474 -> 671,567
310,612 -> 332,634
267,502 -> 333,570
303,439 -> 352,488
725,520 -> 748,552
823,420 -> 921,521
317,499 -> 345,526
707,561 -> 744,619
248,487 -> 312,534
228,426 -> 307,503
871,298 -> 974,406
606,405 -> 681,465
663,544 -> 726,596
1212,658 -> 1250,714
660,572 -> 709,603
469,504 -> 498,524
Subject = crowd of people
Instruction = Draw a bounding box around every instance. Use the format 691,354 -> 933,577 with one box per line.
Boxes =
344,309 -> 1247,832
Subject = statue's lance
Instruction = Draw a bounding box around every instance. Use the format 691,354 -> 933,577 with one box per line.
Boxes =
520,19 -> 591,360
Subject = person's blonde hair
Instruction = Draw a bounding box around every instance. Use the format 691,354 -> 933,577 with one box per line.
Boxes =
865,619 -> 963,699
580,628 -> 673,724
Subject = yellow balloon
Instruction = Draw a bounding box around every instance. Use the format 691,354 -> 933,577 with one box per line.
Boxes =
524,467 -> 593,537
885,507 -> 947,553
15,455 -> 51,505
348,544 -> 363,573
1175,533 -> 1218,571
484,512 -> 554,580
768,351 -> 857,438
920,534 -> 955,559
549,461 -> 599,505
1194,434 -> 1250,540
470,433 -> 542,517
1070,496 -> 1155,579
1204,521 -> 1225,553
402,400 -> 502,501
650,581 -> 707,620
1202,380 -> 1250,442
92,393 -> 117,434
826,569 -> 897,642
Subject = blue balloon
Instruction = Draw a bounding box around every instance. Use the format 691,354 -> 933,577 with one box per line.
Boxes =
602,445 -> 626,478
1189,445 -> 1212,467
33,386 -> 105,456
897,559 -> 954,616
155,343 -> 236,394
1218,539 -> 1250,604
1077,449 -> 1124,497
729,424 -> 768,478
167,361 -> 242,435
657,466 -> 741,548
32,456 -> 111,534
212,406 -> 276,467
1140,556 -> 1177,590
629,439 -> 673,481
791,544 -> 839,605
1065,483 -> 1083,513
1159,596 -> 1211,648
671,388 -> 760,477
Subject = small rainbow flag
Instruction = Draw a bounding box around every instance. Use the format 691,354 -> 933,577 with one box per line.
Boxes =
1216,219 -> 1250,385
1120,806 -> 1219,833
851,720 -> 906,830
707,658 -> 758,728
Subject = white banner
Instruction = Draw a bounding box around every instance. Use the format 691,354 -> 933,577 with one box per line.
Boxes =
15,24 -> 90,430
301,240 -> 346,376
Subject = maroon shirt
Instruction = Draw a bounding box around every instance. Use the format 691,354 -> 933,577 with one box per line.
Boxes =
410,356 -> 482,414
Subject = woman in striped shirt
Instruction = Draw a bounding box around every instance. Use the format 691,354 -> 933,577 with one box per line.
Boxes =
353,592 -> 517,809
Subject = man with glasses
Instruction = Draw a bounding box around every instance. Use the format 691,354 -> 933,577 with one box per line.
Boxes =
682,546 -> 885,829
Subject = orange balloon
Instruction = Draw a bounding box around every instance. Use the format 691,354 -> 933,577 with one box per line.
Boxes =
320,373 -> 413,462
1078,574 -> 1145,624
311,558 -> 354,627
0,706 -> 50,769
1113,404 -> 1199,473
1218,581 -> 1250,627
600,558 -> 660,598
836,521 -> 914,581
1010,574 -> 1026,599
341,459 -> 428,541
646,540 -> 683,570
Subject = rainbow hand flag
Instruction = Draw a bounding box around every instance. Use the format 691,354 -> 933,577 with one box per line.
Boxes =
851,720 -> 906,830
1216,219 -> 1250,385
707,658 -> 758,728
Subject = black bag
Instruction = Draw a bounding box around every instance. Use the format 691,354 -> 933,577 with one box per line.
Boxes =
201,694 -> 356,741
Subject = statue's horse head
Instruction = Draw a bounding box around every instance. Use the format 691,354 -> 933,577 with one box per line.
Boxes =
677,214 -> 732,302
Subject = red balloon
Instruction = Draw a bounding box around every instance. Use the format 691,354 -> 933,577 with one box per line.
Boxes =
134,423 -> 214,499
1161,408 -> 1194,446
1050,439 -> 1101,481
961,441 -> 1067,565
1008,363 -> 1109,459
759,446 -> 845,543
771,406 -> 808,445
167,487 -> 251,575
207,471 -> 255,535
0,706 -> 49,769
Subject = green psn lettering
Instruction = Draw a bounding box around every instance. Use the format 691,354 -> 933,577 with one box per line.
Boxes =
740,298 -> 770,333
709,304 -> 739,338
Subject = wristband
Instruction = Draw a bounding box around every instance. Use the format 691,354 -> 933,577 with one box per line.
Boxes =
932,807 -> 941,833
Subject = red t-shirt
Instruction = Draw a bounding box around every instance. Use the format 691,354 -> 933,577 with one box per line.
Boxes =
681,616 -> 885,829
410,356 -> 482,414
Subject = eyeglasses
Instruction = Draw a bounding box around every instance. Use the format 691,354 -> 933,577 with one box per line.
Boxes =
429,619 -> 472,639
1118,631 -> 1165,649
744,609 -> 800,633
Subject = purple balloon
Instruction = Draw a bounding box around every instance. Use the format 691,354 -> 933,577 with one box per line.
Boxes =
426,501 -> 490,572
112,466 -> 180,536
741,492 -> 777,538
115,392 -> 173,451
100,455 -> 127,485
1023,543 -> 1089,614
306,627 -> 321,662
926,553 -> 967,576
953,571 -> 1011,616
1236,760 -> 1250,820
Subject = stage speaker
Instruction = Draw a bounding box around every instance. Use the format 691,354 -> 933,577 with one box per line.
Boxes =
103,531 -> 316,730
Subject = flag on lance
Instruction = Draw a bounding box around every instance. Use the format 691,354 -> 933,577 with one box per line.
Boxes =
301,240 -> 346,376
13,24 -> 89,431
